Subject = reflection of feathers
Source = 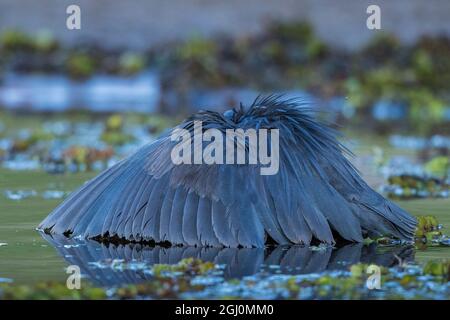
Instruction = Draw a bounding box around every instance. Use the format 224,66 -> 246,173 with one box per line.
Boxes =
39,95 -> 417,247
42,233 -> 415,286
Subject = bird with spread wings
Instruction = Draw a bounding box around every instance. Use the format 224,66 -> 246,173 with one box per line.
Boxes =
39,96 -> 417,247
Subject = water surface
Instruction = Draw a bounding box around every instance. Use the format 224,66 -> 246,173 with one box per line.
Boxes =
1,168 -> 449,286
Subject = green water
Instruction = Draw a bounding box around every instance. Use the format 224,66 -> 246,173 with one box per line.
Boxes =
0,168 -> 449,285
0,169 -> 96,284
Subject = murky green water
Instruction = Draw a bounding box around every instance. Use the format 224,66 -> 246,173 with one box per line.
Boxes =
0,169 -> 96,284
0,167 -> 449,285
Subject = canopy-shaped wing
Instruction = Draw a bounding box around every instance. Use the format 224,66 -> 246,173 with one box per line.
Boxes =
39,96 -> 417,247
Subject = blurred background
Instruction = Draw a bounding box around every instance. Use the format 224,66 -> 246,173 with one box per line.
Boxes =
0,0 -> 449,176
0,0 -> 450,285
0,0 -> 449,192
0,0 -> 449,118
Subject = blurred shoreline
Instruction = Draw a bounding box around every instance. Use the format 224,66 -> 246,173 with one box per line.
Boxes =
1,0 -> 449,50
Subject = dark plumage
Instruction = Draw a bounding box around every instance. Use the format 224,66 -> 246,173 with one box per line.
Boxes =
39,95 -> 417,247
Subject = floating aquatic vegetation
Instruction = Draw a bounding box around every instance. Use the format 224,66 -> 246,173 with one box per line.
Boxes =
33,30 -> 59,53
151,258 -> 216,278
185,262 -> 450,300
361,216 -> 449,247
106,114 -> 124,131
346,37 -> 450,133
0,282 -> 107,300
416,216 -> 441,237
2,258 -> 448,300
376,148 -> 450,199
350,263 -> 388,278
425,156 -> 449,178
0,29 -> 35,52
374,237 -> 403,246
423,260 -> 450,281
8,130 -> 54,154
0,114 -> 161,173
408,89 -> 447,134
100,114 -> 135,146
414,216 -> 450,247
0,29 -> 58,54
65,52 -> 97,79
85,257 -> 217,279
381,174 -> 449,199
62,146 -> 114,172
177,37 -> 218,67
119,52 -> 146,75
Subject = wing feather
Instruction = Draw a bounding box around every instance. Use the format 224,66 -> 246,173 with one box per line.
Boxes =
39,95 -> 417,247
182,191 -> 200,246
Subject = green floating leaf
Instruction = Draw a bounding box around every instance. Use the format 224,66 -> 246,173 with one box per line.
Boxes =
425,156 -> 449,178
423,260 -> 450,280
415,215 -> 440,238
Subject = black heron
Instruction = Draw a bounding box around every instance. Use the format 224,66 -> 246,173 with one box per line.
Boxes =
39,96 -> 417,247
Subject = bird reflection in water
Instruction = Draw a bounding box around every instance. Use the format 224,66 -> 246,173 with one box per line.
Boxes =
41,233 -> 414,287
